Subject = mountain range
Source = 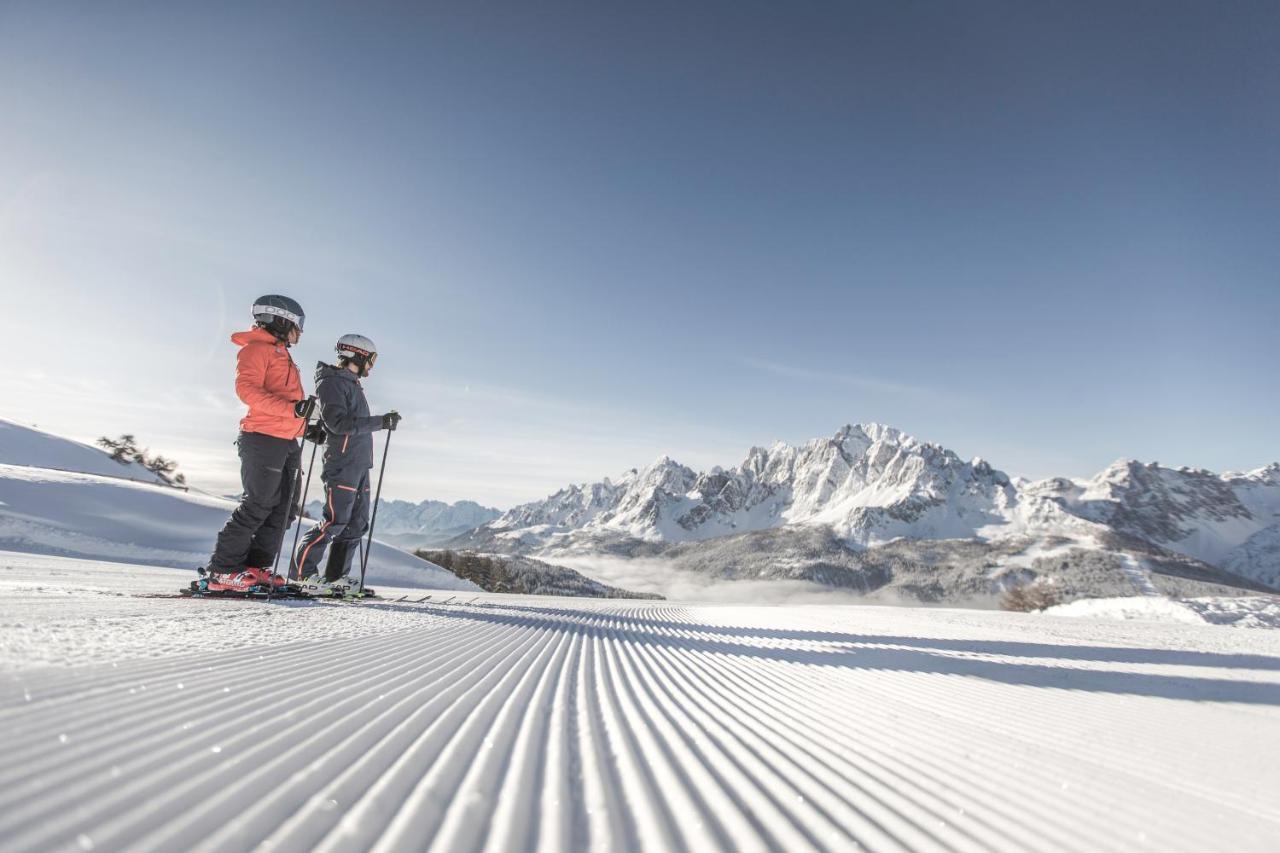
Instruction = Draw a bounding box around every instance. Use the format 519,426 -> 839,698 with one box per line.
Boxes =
306,497 -> 501,550
449,423 -> 1280,602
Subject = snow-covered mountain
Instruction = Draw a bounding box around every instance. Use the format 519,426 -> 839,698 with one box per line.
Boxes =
307,497 -> 501,549
1027,460 -> 1280,587
482,424 -> 1032,544
454,423 -> 1280,597
417,549 -> 662,599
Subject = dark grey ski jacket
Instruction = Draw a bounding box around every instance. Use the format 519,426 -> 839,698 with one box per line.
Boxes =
314,362 -> 383,481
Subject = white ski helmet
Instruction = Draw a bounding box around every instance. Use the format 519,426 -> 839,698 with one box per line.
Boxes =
336,334 -> 377,375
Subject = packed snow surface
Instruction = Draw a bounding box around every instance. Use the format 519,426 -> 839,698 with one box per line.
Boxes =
2,553 -> 1279,852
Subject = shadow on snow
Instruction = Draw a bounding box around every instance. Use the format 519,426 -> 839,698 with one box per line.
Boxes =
365,600 -> 1280,707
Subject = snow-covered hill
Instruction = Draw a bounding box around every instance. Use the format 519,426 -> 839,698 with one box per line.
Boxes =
0,418 -> 166,484
2,553 -> 1278,852
453,424 -> 1280,599
0,420 -> 475,591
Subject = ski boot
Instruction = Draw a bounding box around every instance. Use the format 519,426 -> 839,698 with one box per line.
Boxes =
195,567 -> 263,594
245,567 -> 288,588
295,574 -> 341,597
334,576 -> 363,599
337,576 -> 378,599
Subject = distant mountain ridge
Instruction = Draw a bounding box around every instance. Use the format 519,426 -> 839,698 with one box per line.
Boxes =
480,424 -> 1051,546
418,550 -> 662,600
308,497 -> 501,549
451,423 -> 1280,599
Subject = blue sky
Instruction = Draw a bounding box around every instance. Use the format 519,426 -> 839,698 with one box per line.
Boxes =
1,2 -> 1277,507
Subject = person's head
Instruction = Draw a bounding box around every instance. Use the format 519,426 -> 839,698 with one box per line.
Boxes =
252,295 -> 305,346
335,333 -> 377,378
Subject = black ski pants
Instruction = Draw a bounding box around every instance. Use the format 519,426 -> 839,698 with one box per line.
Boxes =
208,432 -> 302,572
291,472 -> 371,582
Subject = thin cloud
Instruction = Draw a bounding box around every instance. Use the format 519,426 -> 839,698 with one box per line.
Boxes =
741,357 -> 969,404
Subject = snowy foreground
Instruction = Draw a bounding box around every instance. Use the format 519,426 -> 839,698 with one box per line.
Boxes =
3,554 -> 1280,852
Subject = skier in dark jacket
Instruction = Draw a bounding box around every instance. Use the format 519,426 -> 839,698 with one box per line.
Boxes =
291,334 -> 399,595
202,295 -> 315,593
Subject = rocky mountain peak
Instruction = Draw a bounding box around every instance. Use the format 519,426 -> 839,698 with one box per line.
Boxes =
458,423 -> 1280,591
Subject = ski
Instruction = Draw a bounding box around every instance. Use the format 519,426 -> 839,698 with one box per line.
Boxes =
166,581 -> 450,605
180,580 -> 310,600
320,588 -> 385,602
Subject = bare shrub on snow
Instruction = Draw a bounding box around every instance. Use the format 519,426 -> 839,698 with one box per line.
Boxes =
1001,579 -> 1062,612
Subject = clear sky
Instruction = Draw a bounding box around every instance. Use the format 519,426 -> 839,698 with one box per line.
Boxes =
1,1 -> 1276,508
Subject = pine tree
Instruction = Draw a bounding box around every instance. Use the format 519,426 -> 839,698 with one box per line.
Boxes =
97,434 -> 141,465
96,434 -> 187,487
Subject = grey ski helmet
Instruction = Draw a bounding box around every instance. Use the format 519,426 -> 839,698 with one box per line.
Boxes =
336,333 -> 377,375
252,295 -> 306,336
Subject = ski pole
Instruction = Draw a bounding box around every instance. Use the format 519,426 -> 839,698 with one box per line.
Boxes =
359,428 -> 393,590
286,432 -> 321,580
267,407 -> 315,602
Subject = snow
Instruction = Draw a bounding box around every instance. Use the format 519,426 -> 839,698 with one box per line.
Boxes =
0,418 -> 164,484
986,537 -> 1081,575
0,463 -> 473,591
0,463 -> 248,564
1116,552 -> 1160,596
2,552 -> 1279,851
1045,596 -> 1209,625
1169,515 -> 1269,568
1184,596 -> 1280,629
1226,525 -> 1280,589
1047,594 -> 1280,630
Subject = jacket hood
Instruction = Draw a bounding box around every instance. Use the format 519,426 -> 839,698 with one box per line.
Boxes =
231,327 -> 280,348
315,361 -> 360,385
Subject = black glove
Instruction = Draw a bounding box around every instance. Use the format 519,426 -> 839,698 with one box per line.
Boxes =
381,411 -> 401,431
294,396 -> 317,419
304,422 -> 327,445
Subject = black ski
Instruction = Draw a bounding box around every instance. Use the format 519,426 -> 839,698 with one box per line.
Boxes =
176,580 -> 382,601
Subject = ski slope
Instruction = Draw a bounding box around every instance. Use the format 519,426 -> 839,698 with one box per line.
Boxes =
0,463 -> 474,591
2,553 -> 1279,852
0,418 -> 475,591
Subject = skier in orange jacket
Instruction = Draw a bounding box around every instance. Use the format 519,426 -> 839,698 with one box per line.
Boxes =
201,295 -> 315,592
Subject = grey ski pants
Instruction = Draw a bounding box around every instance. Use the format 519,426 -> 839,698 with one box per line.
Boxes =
208,432 -> 302,572
291,472 -> 371,582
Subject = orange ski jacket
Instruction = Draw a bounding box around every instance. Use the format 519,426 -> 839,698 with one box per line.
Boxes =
230,327 -> 306,440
